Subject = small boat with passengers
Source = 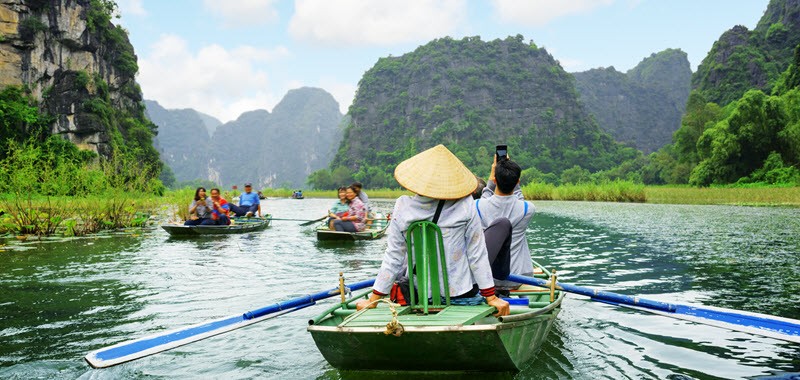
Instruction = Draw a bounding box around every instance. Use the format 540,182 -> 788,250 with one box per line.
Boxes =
315,215 -> 390,242
161,216 -> 271,236
308,218 -> 563,371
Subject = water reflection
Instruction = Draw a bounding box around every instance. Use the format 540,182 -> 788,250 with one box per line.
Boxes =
0,199 -> 798,379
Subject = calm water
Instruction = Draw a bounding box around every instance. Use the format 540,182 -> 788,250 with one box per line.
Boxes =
1,199 -> 799,379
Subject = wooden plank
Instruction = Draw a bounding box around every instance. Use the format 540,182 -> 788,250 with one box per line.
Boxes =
341,306 -> 495,327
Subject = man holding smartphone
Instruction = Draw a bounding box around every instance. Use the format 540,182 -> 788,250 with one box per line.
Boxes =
475,145 -> 535,295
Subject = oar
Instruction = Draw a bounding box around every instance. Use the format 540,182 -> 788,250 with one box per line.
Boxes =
300,216 -> 327,226
507,274 -> 800,343
85,278 -> 375,368
264,217 -> 325,224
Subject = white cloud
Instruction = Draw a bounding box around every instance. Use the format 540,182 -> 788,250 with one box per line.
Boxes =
288,0 -> 467,46
138,34 -> 290,122
204,0 -> 279,28
491,0 -> 614,26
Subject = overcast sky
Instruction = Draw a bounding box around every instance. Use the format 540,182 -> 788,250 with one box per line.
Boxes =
116,0 -> 769,123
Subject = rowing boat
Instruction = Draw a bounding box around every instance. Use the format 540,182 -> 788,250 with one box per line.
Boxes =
315,222 -> 389,241
161,216 -> 271,236
308,261 -> 562,372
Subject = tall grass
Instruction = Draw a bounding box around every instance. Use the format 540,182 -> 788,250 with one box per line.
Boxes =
0,192 -> 159,237
646,186 -> 800,206
522,181 -> 646,202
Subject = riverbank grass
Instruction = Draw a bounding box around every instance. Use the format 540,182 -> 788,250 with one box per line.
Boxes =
645,185 -> 800,206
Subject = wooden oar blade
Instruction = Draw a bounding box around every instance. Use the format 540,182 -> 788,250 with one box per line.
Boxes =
507,274 -> 800,344
85,303 -> 314,368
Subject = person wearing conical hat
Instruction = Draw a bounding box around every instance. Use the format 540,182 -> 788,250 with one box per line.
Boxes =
356,145 -> 510,317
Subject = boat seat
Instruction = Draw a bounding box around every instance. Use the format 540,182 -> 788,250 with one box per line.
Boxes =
338,305 -> 496,327
405,220 -> 452,314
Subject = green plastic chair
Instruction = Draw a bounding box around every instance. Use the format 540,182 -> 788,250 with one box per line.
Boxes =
405,220 -> 450,314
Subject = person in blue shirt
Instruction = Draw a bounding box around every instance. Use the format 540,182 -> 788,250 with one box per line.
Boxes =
229,183 -> 261,217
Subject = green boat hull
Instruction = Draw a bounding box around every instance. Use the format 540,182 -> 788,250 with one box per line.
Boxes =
308,291 -> 563,372
316,225 -> 388,241
161,217 -> 271,236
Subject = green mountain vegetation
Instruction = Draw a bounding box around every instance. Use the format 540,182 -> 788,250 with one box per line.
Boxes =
693,0 -> 800,106
313,35 -> 638,189
638,0 -> 800,187
0,0 -> 166,195
573,49 -> 691,153
145,100 -> 221,184
211,87 -> 343,189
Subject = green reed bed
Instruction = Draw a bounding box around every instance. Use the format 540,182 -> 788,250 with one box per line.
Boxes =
0,192 -> 160,237
522,181 -> 646,202
646,185 -> 800,206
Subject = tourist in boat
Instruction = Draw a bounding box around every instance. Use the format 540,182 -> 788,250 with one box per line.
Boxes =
332,186 -> 367,232
351,181 -> 369,211
184,187 -> 215,225
209,188 -> 231,225
229,182 -> 261,217
476,155 -> 535,296
355,145 -> 510,317
327,186 -> 350,230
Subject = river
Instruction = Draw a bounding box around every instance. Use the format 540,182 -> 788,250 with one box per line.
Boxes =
1,199 -> 799,379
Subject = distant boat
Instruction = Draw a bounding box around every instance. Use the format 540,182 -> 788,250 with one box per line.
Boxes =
161,216 -> 271,236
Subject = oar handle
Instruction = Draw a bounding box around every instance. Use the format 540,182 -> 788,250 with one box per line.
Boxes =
243,279 -> 376,320
506,274 -> 677,313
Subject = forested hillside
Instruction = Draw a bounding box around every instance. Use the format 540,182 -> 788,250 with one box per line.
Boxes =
643,0 -> 800,186
317,35 -> 638,189
573,49 -> 691,153
692,0 -> 800,105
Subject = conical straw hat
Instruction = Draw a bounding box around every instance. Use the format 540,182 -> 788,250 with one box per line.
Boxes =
394,144 -> 477,199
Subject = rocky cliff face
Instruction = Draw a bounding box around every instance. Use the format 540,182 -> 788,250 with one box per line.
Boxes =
210,87 -> 343,188
330,36 -> 636,186
573,49 -> 691,153
145,100 -> 221,183
693,0 -> 800,105
0,0 -> 145,157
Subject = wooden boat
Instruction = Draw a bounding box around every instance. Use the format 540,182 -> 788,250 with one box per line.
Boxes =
316,221 -> 389,241
308,220 -> 562,372
161,216 -> 271,236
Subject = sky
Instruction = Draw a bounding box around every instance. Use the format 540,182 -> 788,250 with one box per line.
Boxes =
115,0 -> 770,123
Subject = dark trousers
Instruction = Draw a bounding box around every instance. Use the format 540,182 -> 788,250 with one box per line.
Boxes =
215,215 -> 230,225
484,217 -> 512,281
184,218 -> 215,226
333,219 -> 357,232
229,204 -> 258,217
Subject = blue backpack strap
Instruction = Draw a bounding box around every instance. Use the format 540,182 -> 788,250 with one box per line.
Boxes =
523,201 -> 528,217
475,199 -> 483,222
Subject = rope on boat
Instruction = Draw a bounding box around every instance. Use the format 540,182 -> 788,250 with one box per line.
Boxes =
341,298 -> 404,337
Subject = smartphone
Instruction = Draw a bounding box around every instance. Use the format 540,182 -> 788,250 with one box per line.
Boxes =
496,145 -> 508,161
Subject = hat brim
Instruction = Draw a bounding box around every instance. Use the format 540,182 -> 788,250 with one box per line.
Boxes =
394,145 -> 477,199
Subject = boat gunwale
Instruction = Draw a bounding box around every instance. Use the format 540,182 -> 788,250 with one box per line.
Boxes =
307,292 -> 563,334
